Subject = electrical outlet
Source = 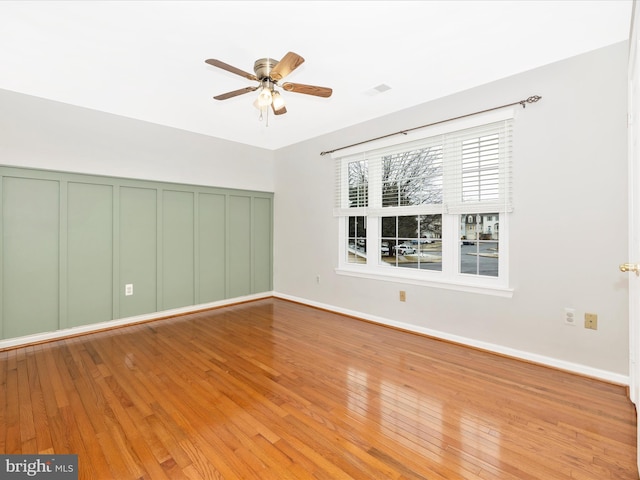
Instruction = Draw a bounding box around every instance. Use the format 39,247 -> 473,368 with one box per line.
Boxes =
585,313 -> 598,330
399,290 -> 406,302
564,307 -> 576,326
125,284 -> 133,296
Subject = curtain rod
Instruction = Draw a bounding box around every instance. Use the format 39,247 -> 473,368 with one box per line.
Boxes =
319,95 -> 542,156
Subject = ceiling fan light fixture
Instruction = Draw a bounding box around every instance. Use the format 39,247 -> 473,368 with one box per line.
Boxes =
257,85 -> 272,107
272,90 -> 285,111
256,79 -> 274,107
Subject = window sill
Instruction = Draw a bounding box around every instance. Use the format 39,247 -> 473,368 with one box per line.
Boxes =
335,265 -> 514,298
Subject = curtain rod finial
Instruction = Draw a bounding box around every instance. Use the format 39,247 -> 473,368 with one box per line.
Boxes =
521,95 -> 542,108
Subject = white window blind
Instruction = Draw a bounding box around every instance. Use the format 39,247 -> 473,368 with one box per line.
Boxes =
334,119 -> 513,216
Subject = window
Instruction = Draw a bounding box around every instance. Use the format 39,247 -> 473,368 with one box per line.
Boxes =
348,160 -> 368,208
347,216 -> 366,264
381,215 -> 442,271
460,213 -> 499,277
334,113 -> 513,295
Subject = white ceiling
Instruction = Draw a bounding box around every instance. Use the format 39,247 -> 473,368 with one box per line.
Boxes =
0,1 -> 632,150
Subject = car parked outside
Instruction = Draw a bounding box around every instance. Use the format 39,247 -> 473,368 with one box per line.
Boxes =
393,244 -> 416,255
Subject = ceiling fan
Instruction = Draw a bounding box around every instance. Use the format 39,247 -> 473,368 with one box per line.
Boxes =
205,52 -> 332,120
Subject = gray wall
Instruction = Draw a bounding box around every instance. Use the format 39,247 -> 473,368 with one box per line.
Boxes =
0,167 -> 273,339
0,89 -> 275,192
273,42 -> 629,379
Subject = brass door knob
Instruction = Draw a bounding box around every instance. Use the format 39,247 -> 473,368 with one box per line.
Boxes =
620,263 -> 640,274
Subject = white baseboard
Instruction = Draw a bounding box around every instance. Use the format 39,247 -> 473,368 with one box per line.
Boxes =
273,292 -> 630,386
0,292 -> 273,351
2,290 -> 629,386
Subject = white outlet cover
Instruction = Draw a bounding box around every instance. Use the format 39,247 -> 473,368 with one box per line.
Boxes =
564,308 -> 576,326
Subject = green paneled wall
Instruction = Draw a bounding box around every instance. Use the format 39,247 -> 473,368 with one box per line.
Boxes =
253,197 -> 273,294
119,186 -> 158,318
67,182 -> 114,327
0,166 -> 273,340
228,195 -> 252,298
198,193 -> 226,303
2,177 -> 60,338
162,190 -> 195,310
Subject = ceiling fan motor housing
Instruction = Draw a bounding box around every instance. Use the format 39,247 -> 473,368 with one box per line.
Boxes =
254,58 -> 279,81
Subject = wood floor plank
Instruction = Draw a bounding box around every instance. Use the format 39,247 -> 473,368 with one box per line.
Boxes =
0,298 -> 637,479
24,347 -> 53,454
4,361 -> 21,454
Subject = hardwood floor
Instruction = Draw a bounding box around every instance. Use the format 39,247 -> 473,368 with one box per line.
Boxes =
0,298 -> 637,479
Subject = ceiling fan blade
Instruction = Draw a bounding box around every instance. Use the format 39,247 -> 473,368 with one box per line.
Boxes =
214,86 -> 259,100
282,82 -> 332,98
272,103 -> 287,115
269,52 -> 305,81
205,59 -> 258,81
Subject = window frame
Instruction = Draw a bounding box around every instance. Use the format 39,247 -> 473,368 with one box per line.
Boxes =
334,110 -> 515,297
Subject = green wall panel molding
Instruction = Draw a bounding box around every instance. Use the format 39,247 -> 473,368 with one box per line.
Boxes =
119,186 -> 158,318
67,182 -> 114,327
162,190 -> 195,310
198,193 -> 227,303
253,196 -> 273,294
228,195 -> 252,298
2,176 -> 60,338
0,166 -> 273,341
